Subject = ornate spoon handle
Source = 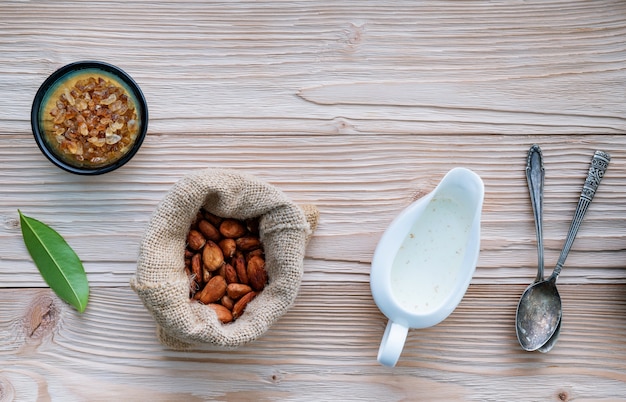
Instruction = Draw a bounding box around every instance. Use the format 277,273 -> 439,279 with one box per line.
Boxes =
550,150 -> 610,279
526,145 -> 545,282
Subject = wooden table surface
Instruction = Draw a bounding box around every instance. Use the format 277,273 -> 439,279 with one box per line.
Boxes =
1,1 -> 626,401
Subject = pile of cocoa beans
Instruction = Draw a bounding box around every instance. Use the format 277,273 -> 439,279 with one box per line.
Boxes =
184,208 -> 267,323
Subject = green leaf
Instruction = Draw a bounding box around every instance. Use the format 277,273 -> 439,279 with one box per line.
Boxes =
18,210 -> 89,312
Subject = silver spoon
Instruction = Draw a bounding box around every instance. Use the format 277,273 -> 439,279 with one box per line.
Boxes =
537,150 -> 610,353
530,145 -> 556,354
514,144 -> 549,351
525,145 -> 562,354
516,150 -> 610,352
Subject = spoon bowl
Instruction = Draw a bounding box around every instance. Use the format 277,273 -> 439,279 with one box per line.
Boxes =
516,277 -> 561,351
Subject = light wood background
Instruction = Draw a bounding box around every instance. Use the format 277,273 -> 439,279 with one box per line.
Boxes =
1,1 -> 626,401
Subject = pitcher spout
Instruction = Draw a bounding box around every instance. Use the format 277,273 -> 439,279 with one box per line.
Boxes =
432,167 -> 485,217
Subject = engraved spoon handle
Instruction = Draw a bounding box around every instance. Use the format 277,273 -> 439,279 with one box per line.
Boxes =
550,150 -> 610,280
526,145 -> 545,282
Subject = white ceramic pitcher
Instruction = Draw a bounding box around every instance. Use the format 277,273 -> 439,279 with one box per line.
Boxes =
370,167 -> 484,367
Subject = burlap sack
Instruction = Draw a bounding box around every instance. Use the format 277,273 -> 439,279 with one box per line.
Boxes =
130,168 -> 319,349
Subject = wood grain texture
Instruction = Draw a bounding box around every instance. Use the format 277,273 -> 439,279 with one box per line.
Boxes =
1,0 -> 626,400
1,285 -> 625,401
2,135 -> 625,287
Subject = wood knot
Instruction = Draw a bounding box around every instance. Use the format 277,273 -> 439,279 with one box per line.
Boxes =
23,291 -> 61,340
2,216 -> 19,230
342,22 -> 366,48
558,391 -> 569,401
332,117 -> 356,134
0,374 -> 16,401
269,371 -> 283,384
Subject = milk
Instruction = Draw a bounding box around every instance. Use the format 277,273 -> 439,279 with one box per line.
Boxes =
390,196 -> 472,314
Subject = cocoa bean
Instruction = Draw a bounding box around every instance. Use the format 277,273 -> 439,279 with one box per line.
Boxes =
187,229 -> 206,251
219,218 -> 247,238
202,240 -> 224,271
232,291 -> 257,319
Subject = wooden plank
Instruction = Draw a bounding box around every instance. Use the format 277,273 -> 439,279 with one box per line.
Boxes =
1,1 -> 626,135
1,284 -> 625,400
1,135 -> 625,286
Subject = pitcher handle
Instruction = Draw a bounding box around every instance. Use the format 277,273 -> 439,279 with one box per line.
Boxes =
377,320 -> 408,367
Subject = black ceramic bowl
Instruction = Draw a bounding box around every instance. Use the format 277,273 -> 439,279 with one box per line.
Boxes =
31,61 -> 148,175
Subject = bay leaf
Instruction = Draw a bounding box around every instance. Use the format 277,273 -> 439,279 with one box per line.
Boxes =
18,210 -> 89,312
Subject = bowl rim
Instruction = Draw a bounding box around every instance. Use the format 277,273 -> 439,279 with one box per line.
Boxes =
30,60 -> 148,175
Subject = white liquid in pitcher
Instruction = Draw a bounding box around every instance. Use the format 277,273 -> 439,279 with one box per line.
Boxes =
390,196 -> 472,314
